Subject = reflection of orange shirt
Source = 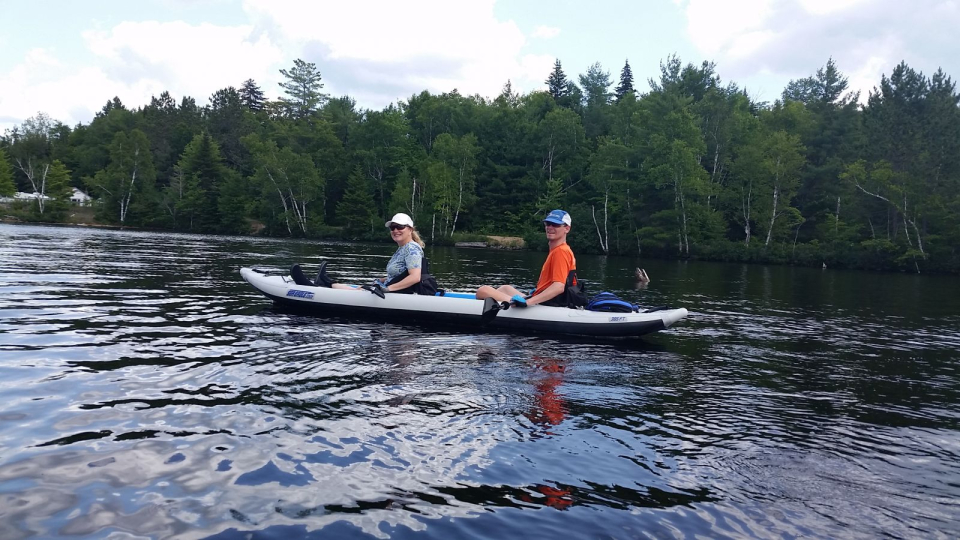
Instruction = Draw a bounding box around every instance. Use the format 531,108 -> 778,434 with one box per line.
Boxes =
533,243 -> 576,296
527,356 -> 567,427
533,380 -> 565,426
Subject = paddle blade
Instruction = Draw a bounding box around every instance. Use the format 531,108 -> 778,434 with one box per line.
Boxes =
360,283 -> 386,298
481,297 -> 501,324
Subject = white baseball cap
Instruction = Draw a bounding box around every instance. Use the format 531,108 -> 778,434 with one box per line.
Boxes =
385,213 -> 415,228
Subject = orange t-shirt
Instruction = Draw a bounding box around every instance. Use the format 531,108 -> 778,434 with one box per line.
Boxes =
533,243 -> 576,297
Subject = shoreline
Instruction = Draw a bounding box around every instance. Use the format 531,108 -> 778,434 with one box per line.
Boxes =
0,217 -> 529,250
2,217 -> 955,275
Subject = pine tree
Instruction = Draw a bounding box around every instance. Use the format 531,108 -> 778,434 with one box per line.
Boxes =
278,59 -> 329,119
783,58 -> 853,105
545,59 -> 568,101
177,133 -> 228,232
239,79 -> 265,112
337,166 -> 375,235
615,60 -> 635,101
97,97 -> 126,118
43,160 -> 73,220
0,149 -> 15,196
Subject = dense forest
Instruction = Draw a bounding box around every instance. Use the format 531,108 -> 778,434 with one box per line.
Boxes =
1,56 -> 958,273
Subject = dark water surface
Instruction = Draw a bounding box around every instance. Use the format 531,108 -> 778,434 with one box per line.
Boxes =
1,224 -> 958,539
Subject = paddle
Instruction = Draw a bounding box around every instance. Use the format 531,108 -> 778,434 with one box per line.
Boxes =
480,297 -> 512,324
360,282 -> 387,299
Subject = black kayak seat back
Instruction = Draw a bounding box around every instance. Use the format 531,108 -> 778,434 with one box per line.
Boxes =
386,256 -> 438,295
541,269 -> 588,308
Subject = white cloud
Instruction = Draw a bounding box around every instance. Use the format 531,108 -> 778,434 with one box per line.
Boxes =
683,0 -> 774,55
241,0 -> 547,106
678,0 -> 960,103
725,30 -> 776,60
0,1 -> 570,130
0,20 -> 283,131
82,20 -> 284,102
798,0 -> 870,15
532,25 -> 561,39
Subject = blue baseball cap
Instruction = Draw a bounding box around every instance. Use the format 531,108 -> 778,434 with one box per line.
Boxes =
543,209 -> 571,226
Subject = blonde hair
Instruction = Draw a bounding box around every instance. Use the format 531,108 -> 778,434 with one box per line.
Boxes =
411,228 -> 425,248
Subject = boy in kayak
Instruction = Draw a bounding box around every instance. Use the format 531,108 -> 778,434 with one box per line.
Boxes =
476,209 -> 584,308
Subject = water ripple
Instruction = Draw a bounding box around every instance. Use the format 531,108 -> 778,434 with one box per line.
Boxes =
0,225 -> 959,538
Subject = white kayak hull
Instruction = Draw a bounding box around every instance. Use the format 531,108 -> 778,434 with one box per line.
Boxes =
240,267 -> 687,338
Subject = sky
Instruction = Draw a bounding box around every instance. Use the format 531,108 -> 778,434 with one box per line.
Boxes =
1,0 -> 959,132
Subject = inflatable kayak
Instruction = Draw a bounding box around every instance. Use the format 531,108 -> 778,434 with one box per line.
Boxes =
240,267 -> 687,338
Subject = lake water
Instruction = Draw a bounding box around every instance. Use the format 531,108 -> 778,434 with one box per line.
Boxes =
1,223 -> 958,539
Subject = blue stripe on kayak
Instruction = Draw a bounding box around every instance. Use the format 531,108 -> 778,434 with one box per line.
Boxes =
437,292 -> 477,299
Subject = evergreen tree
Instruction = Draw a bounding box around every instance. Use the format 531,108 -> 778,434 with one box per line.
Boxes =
615,60 -> 635,101
239,79 -> 265,112
783,58 -> 855,105
206,87 -> 247,169
137,91 -> 180,184
323,95 -> 361,144
0,149 -> 15,196
579,62 -> 613,139
780,59 -> 861,246
580,63 -> 612,106
352,105 -> 409,216
562,81 -> 584,113
279,59 -> 329,119
337,166 -> 375,235
41,159 -> 72,220
159,165 -> 203,230
177,133 -> 229,232
545,59 -> 568,101
497,79 -> 520,108
216,171 -> 249,235
97,97 -> 126,118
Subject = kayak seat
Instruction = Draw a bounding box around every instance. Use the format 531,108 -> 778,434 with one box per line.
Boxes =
386,256 -> 438,295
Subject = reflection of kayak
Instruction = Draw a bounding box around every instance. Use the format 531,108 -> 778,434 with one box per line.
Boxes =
240,267 -> 688,338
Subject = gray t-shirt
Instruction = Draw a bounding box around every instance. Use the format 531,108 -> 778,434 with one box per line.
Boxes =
385,242 -> 423,282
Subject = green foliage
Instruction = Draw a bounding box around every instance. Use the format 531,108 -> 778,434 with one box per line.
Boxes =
615,60 -> 635,102
242,133 -> 325,237
177,133 -> 229,233
546,59 -> 568,101
41,160 -> 73,220
278,59 -> 329,119
217,171 -> 250,235
88,129 -> 156,225
239,79 -> 265,112
0,148 -> 14,196
7,55 -> 960,273
430,132 -> 479,235
337,166 -> 375,236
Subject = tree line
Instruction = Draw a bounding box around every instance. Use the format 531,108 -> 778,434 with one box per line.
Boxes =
1,55 -> 958,273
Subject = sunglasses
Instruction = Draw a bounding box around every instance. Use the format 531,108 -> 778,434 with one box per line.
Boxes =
389,224 -> 408,231
544,222 -> 565,228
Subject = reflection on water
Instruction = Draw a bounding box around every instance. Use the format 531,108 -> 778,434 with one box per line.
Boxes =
1,224 -> 959,538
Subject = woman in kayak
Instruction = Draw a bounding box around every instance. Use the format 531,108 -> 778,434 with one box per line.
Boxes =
306,212 -> 436,295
